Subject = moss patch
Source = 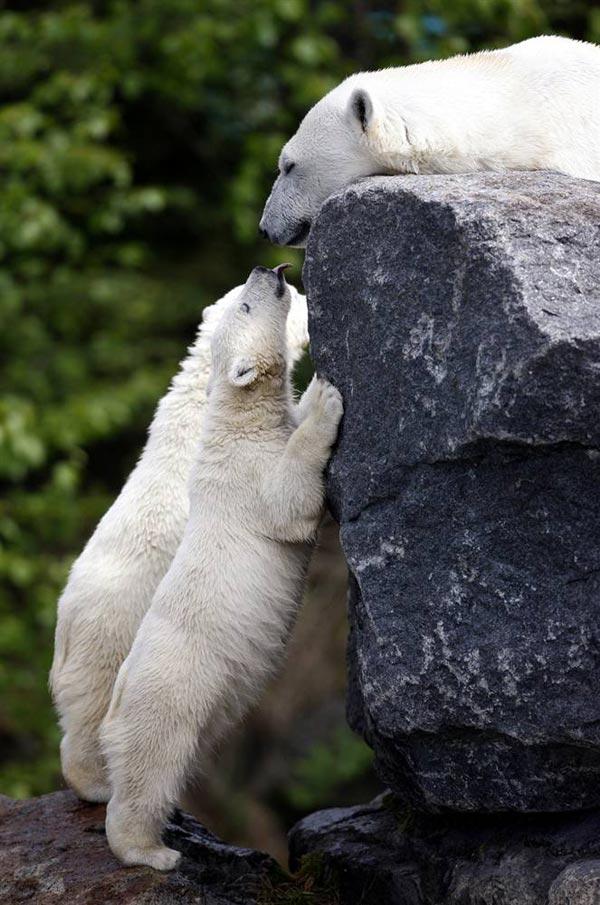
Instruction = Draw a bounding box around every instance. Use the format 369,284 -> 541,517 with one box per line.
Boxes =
258,853 -> 340,905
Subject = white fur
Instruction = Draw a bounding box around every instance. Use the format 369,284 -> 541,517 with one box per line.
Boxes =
100,266 -> 343,871
260,36 -> 600,245
49,283 -> 308,804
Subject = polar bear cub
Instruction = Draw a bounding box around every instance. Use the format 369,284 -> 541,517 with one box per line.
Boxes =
260,35 -> 600,246
101,264 -> 343,871
50,282 -> 308,805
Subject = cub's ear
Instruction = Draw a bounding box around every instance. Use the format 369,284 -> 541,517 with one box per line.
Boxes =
347,87 -> 375,134
229,357 -> 259,387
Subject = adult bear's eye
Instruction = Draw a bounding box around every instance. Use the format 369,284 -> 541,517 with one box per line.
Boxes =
241,302 -> 250,313
283,161 -> 295,175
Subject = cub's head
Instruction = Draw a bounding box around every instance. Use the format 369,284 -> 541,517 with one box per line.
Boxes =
209,264 -> 294,396
259,77 -> 406,248
202,280 -> 308,366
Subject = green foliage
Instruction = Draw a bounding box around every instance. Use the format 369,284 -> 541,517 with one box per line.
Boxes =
0,0 -> 597,803
286,727 -> 373,811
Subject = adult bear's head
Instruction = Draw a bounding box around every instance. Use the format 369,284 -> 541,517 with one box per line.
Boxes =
259,74 -> 413,248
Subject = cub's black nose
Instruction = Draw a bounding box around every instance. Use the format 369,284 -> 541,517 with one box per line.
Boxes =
259,225 -> 269,240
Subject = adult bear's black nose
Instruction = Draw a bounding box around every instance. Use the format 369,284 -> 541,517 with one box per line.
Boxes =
259,225 -> 270,241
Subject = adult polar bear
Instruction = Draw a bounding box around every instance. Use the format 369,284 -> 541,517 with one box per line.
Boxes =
259,36 -> 600,247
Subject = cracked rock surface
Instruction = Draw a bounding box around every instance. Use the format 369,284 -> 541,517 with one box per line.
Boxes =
305,172 -> 600,811
0,791 -> 277,904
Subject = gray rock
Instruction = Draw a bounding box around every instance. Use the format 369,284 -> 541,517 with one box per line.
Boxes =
289,794 -> 600,905
305,172 -> 600,811
549,860 -> 600,905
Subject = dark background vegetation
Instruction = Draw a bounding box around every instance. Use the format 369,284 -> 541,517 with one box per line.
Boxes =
1,0 -> 597,861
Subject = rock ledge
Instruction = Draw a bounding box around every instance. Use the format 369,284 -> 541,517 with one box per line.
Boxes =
0,790 -> 277,904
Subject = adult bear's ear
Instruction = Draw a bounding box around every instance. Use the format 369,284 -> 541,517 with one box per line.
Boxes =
348,87 -> 375,134
229,357 -> 259,387
347,85 -> 412,161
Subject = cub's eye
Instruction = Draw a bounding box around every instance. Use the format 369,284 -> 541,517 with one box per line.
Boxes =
283,161 -> 295,176
240,302 -> 250,314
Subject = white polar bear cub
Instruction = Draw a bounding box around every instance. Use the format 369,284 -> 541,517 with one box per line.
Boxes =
50,281 -> 308,804
260,35 -> 600,246
101,264 -> 343,871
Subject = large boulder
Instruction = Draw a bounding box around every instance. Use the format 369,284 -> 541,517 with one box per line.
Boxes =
305,172 -> 600,812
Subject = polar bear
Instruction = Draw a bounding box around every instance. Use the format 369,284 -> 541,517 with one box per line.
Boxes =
49,281 -> 308,804
259,35 -> 600,246
100,264 -> 343,871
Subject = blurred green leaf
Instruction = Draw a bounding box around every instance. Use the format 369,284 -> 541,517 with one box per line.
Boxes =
286,727 -> 373,810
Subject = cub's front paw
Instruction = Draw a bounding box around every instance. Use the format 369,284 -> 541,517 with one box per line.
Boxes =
310,378 -> 343,444
286,292 -> 309,359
